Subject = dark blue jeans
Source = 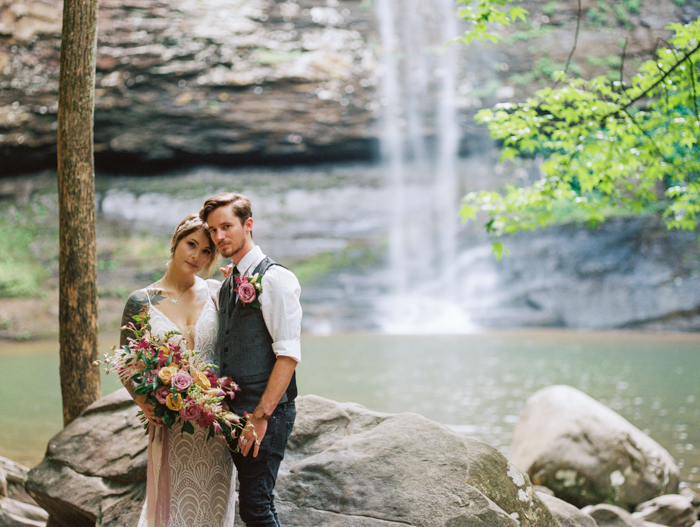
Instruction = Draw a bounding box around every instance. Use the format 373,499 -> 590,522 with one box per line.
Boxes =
232,401 -> 296,527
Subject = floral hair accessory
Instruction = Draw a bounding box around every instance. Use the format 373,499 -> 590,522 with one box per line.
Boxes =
234,273 -> 262,308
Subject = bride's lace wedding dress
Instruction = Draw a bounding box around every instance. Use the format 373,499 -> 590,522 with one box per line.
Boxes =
138,280 -> 236,527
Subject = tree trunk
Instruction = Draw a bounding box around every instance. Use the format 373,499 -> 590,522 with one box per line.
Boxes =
57,0 -> 101,426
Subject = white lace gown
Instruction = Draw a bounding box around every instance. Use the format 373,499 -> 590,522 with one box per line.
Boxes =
138,282 -> 236,527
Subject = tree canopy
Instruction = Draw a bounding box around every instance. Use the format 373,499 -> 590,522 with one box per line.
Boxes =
457,0 -> 700,257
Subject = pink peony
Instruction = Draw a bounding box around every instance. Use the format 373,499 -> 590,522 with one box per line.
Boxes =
236,282 -> 257,303
179,397 -> 201,421
155,386 -> 170,404
171,370 -> 193,391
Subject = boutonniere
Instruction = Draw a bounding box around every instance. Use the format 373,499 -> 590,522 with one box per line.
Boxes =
234,273 -> 262,308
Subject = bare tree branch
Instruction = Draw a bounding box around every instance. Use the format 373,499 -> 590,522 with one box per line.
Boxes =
619,38 -> 628,89
600,39 -> 700,124
563,0 -> 582,79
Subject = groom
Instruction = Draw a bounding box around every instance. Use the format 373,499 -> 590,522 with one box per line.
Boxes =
200,192 -> 301,527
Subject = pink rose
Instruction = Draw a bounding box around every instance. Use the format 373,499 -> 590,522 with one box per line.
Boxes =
171,370 -> 193,391
237,282 -> 257,303
179,397 -> 201,421
155,386 -> 169,404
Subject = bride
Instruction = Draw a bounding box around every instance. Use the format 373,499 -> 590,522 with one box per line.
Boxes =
120,214 -> 236,527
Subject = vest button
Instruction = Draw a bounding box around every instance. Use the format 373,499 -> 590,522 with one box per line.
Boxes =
225,329 -> 230,335
224,347 -> 228,353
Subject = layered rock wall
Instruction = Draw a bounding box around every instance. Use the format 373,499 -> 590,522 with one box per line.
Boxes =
0,0 -> 380,175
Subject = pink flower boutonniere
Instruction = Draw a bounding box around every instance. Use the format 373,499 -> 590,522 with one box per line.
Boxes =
234,273 -> 262,308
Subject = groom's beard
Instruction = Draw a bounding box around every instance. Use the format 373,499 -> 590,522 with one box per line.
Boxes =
219,239 -> 245,260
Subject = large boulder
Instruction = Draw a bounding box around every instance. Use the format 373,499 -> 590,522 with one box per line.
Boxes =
510,385 -> 679,510
276,395 -> 559,526
24,389 -> 147,527
26,391 -> 562,527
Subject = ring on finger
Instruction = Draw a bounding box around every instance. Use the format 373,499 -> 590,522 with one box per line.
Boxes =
241,437 -> 248,445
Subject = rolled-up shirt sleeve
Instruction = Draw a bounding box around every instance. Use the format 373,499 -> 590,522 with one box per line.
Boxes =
259,265 -> 302,363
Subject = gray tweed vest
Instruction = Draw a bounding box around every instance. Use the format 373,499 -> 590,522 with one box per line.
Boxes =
218,257 -> 297,415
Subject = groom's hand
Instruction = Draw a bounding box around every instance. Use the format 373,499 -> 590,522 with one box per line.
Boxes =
239,414 -> 268,457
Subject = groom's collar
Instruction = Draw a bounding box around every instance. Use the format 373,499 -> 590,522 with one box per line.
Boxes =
235,245 -> 265,277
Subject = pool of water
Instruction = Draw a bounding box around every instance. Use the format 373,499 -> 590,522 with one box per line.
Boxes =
1,329 -> 698,490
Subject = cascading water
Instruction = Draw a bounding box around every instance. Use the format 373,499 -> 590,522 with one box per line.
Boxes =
375,0 -> 477,333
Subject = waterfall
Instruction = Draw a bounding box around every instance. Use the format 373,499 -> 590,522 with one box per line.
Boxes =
376,0 -> 477,333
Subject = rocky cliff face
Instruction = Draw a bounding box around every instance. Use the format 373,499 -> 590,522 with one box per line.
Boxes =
3,0 -> 699,176
0,0 -> 380,175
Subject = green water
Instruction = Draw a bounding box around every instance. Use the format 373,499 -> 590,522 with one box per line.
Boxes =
2,329 -> 699,489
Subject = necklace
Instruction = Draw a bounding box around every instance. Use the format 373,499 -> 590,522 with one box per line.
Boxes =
162,280 -> 190,304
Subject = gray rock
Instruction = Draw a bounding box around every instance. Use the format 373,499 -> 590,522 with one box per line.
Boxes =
25,391 -> 560,527
0,497 -> 48,527
0,456 -> 47,527
510,385 -> 679,510
682,489 -> 700,527
24,389 -> 146,527
276,395 -> 558,526
632,494 -> 697,527
472,217 -> 700,331
679,487 -> 700,508
581,503 -> 647,527
536,491 -> 598,527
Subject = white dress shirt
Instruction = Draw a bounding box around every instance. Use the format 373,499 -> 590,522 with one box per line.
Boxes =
233,245 -> 302,363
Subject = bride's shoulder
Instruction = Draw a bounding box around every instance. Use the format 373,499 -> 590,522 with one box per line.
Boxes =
120,287 -> 156,344
203,278 -> 222,308
122,284 -> 169,320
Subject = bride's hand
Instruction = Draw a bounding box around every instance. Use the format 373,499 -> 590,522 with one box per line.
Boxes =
135,394 -> 163,427
221,263 -> 234,279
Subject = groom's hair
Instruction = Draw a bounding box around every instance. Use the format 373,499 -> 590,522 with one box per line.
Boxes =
199,192 -> 252,225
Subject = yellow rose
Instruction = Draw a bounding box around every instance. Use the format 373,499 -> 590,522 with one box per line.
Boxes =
166,393 -> 183,411
193,370 -> 211,390
158,365 -> 178,384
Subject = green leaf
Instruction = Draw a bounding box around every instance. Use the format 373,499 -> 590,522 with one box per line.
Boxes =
182,421 -> 195,435
491,242 -> 510,260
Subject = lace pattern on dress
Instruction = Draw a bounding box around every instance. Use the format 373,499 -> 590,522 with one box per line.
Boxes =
137,278 -> 235,527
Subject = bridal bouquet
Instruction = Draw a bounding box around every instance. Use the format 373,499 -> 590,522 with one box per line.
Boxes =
101,314 -> 243,448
